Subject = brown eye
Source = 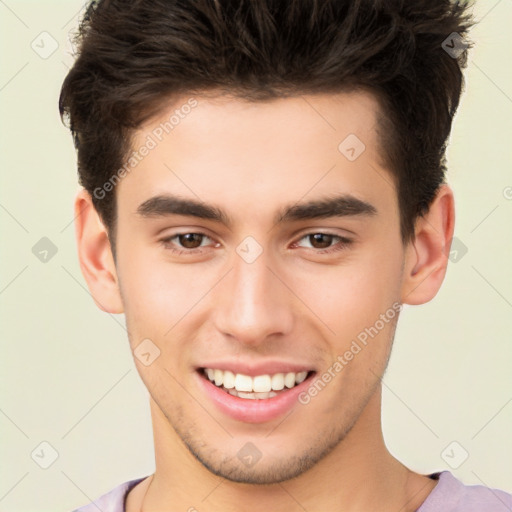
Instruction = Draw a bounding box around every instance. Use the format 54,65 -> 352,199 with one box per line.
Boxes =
308,233 -> 334,249
178,233 -> 204,249
294,232 -> 353,254
160,232 -> 215,255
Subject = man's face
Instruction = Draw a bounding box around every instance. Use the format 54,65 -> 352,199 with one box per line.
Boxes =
114,91 -> 407,484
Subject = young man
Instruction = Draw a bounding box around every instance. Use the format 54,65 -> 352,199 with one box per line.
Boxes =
60,1 -> 511,511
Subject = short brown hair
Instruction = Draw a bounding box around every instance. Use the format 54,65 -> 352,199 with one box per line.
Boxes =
59,0 -> 475,256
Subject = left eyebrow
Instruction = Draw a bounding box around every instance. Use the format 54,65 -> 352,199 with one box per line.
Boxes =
135,193 -> 378,228
276,194 -> 378,223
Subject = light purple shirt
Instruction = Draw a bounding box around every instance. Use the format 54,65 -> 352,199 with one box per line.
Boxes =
72,470 -> 512,511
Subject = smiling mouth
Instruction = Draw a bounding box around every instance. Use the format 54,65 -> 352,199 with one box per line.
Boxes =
198,368 -> 316,400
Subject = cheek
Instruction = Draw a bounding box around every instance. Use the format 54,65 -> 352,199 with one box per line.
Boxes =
116,245 -> 218,343
289,247 -> 403,340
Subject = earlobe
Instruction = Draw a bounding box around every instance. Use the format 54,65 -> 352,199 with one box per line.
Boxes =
400,184 -> 455,306
74,188 -> 124,314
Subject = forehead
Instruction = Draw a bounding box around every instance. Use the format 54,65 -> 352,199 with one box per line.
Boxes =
135,89 -> 384,158
120,90 -> 396,227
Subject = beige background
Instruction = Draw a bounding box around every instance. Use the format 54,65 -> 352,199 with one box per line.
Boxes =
0,1 -> 511,510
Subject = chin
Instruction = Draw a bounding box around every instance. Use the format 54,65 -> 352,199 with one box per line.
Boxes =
182,424 -> 348,485
194,453 -> 318,485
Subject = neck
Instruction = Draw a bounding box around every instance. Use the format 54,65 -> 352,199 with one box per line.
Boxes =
129,385 -> 436,512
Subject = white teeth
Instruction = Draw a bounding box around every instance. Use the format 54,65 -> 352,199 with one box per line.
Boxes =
219,384 -> 278,399
237,391 -> 255,399
214,369 -> 223,387
203,368 -> 311,396
271,373 -> 285,390
237,390 -> 277,399
234,373 -> 253,392
284,372 -> 296,388
253,375 -> 272,393
223,370 -> 235,389
295,371 -> 308,384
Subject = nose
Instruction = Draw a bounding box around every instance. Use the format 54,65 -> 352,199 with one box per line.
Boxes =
212,248 -> 295,347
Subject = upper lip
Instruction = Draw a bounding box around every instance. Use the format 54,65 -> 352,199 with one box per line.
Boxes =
197,360 -> 315,377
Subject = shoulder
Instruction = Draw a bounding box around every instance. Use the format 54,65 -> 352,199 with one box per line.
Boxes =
419,471 -> 512,512
71,476 -> 148,512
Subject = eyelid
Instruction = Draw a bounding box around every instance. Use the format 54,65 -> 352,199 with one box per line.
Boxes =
295,232 -> 347,244
160,231 -> 217,250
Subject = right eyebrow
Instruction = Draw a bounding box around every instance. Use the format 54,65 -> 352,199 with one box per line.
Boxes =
136,194 -> 233,227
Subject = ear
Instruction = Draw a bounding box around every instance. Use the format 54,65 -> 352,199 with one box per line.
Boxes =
74,188 -> 124,314
400,184 -> 455,305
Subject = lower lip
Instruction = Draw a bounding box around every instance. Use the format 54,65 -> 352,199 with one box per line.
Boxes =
195,370 -> 315,424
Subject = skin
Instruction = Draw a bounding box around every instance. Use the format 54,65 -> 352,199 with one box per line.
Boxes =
75,90 -> 454,511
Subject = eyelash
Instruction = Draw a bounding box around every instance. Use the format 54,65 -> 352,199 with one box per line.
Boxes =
160,232 -> 353,256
